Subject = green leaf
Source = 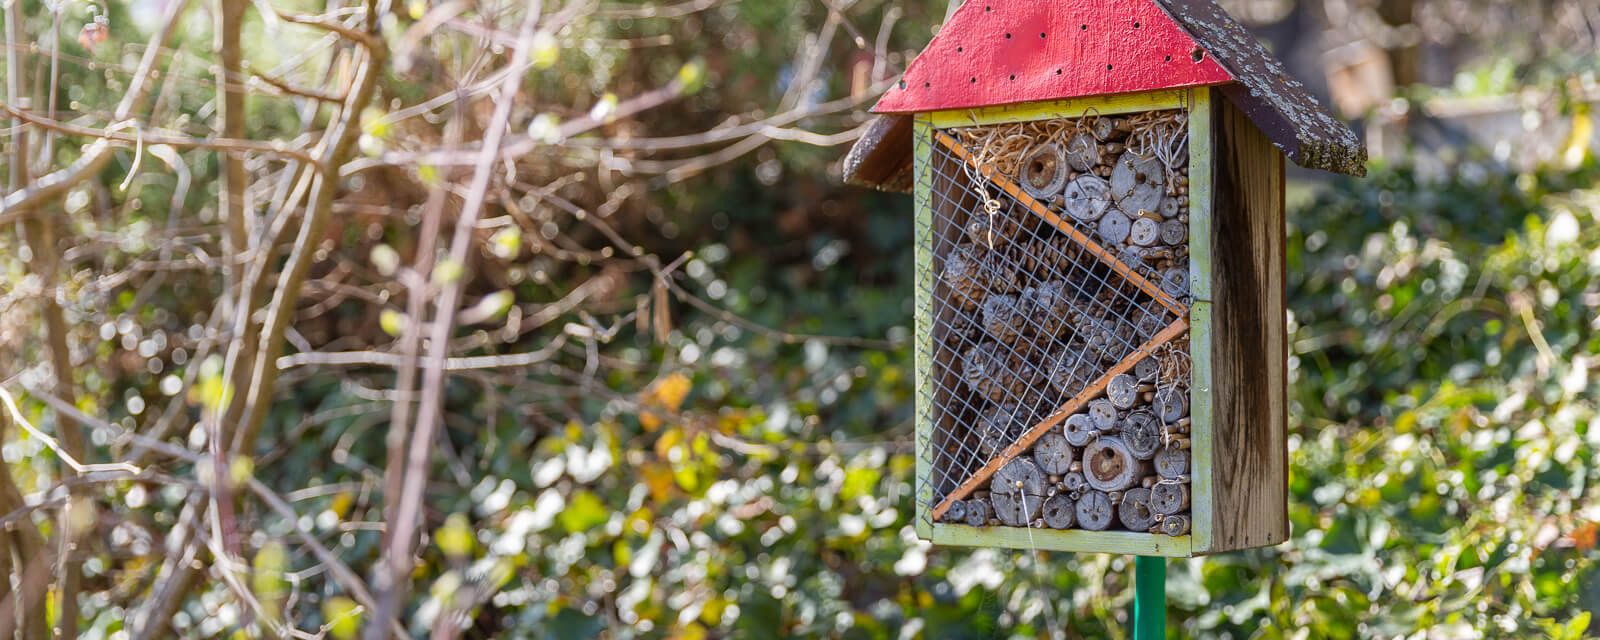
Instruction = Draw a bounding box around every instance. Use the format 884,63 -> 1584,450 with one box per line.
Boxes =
559,490 -> 608,533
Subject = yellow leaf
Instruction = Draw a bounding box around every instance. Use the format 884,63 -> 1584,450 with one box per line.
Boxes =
527,113 -> 562,144
489,227 -> 522,259
529,31 -> 559,69
676,59 -> 705,95
431,570 -> 463,605
647,373 -> 692,411
321,596 -> 362,640
700,596 -> 726,626
229,456 -> 255,485
252,541 -> 289,616
435,512 -> 475,559
370,244 -> 400,276
331,491 -> 354,518
589,92 -> 618,123
1562,104 -> 1593,168
379,309 -> 408,337
417,163 -> 439,186
251,544 -> 289,601
641,463 -> 675,503
191,355 -> 232,414
360,107 -> 391,139
433,258 -> 464,285
655,428 -> 684,461
358,133 -> 385,157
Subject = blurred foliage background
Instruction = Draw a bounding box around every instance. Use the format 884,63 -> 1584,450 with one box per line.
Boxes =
2,0 -> 1600,637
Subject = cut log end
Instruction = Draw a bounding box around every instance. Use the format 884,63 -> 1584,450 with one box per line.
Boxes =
1153,446 -> 1190,479
1118,487 -> 1156,531
1075,490 -> 1114,531
1042,493 -> 1076,529
1030,431 -> 1076,475
1160,513 -> 1190,537
1082,436 -> 1149,492
964,497 -> 991,527
1021,142 -> 1070,200
1149,482 -> 1190,516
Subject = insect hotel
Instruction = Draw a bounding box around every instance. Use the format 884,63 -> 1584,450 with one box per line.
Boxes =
844,0 -> 1365,556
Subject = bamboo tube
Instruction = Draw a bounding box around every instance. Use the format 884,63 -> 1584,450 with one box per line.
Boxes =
1158,197 -> 1180,219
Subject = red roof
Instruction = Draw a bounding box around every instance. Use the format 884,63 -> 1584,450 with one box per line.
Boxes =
874,0 -> 1234,113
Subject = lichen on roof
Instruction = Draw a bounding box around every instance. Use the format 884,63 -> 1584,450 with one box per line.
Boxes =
1154,0 -> 1367,176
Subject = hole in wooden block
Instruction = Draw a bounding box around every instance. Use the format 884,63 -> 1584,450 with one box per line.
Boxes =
1191,48 -> 1205,63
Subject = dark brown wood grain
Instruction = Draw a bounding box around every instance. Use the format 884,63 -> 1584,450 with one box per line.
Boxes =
1200,88 -> 1289,553
842,114 -> 915,193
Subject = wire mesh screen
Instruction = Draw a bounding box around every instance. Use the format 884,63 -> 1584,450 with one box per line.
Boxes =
918,110 -> 1196,537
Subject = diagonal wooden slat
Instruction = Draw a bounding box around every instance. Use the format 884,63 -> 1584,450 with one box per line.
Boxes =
932,130 -> 1188,317
929,318 -> 1190,522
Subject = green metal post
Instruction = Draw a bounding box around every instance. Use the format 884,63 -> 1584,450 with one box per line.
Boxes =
1132,556 -> 1166,639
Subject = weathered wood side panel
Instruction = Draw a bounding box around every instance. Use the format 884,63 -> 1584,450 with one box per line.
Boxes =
1201,87 -> 1288,554
912,116 -> 936,538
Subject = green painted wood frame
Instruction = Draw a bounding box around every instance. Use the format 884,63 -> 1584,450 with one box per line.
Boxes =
912,89 -> 1215,558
